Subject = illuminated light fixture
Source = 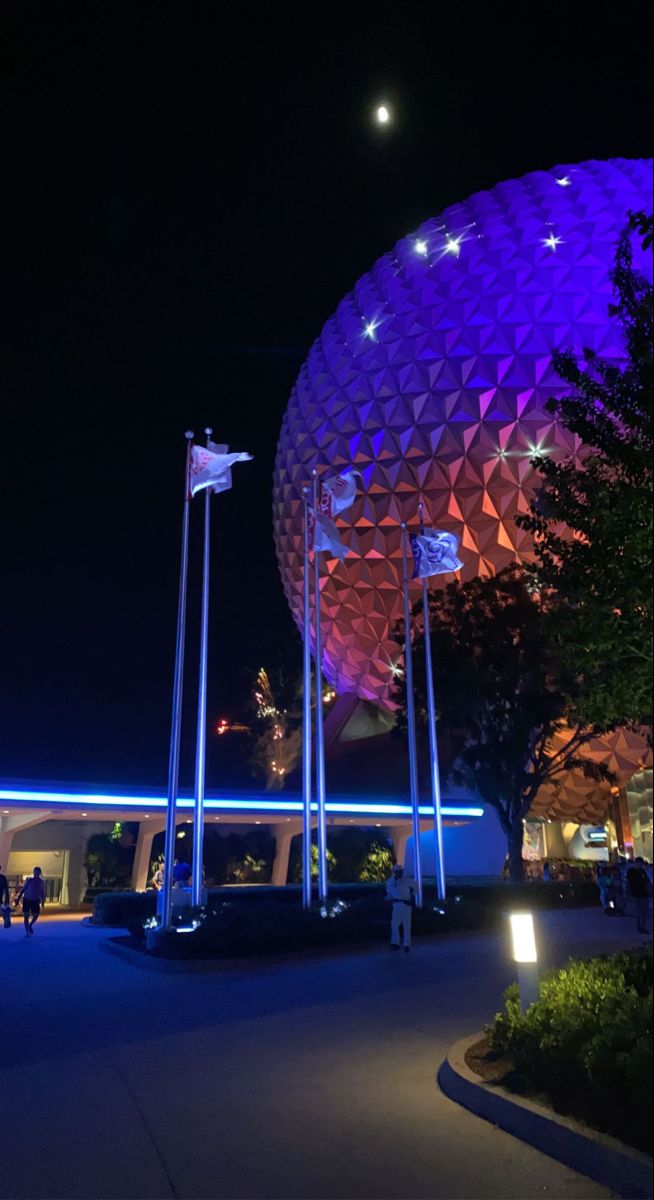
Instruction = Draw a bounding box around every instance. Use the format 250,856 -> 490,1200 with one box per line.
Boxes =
510,912 -> 540,1011
363,320 -> 379,340
542,233 -> 563,251
375,104 -> 391,125
510,912 -> 537,962
390,662 -> 404,677
0,787 -> 482,820
414,238 -> 428,256
444,235 -> 462,257
555,175 -> 572,186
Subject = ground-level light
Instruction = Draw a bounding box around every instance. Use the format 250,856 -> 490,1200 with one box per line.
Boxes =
509,912 -> 540,1010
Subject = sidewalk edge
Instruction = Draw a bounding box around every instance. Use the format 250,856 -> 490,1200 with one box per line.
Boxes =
437,1034 -> 652,1200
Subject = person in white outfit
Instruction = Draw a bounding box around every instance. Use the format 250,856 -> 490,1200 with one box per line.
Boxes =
386,864 -> 415,952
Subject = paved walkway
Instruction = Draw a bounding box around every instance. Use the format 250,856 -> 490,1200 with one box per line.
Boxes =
0,907 -> 646,1200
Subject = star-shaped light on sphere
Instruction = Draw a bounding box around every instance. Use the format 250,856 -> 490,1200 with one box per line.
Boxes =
363,320 -> 379,340
542,232 -> 564,251
444,234 -> 462,257
414,238 -> 428,256
555,175 -> 572,187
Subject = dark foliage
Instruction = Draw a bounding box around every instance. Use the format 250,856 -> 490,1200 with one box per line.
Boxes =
489,947 -> 653,1151
519,214 -> 653,729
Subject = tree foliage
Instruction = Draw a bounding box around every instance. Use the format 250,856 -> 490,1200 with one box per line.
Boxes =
393,568 -> 611,880
518,213 -> 653,728
84,829 -> 134,887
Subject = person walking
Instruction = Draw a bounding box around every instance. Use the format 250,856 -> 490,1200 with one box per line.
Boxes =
597,864 -> 614,913
386,864 -> 415,953
1,864 -> 11,929
626,858 -> 652,935
14,866 -> 46,936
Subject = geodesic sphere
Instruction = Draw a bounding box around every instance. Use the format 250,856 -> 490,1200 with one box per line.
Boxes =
273,159 -> 653,706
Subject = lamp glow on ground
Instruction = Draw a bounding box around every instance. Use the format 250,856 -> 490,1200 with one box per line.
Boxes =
509,912 -> 540,1010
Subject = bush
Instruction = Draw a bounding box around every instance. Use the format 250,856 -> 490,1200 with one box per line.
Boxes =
489,947 -> 653,1151
98,875 -> 597,929
451,880 -> 599,910
93,890 -> 157,925
128,892 -> 497,958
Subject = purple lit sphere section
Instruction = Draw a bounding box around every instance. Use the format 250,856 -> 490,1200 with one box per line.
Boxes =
273,159 -> 653,706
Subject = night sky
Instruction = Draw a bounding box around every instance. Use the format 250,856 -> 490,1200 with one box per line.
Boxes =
1,1 -> 651,788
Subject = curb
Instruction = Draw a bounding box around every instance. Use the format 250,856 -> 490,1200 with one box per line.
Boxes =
438,1034 -> 652,1200
98,938 -> 229,972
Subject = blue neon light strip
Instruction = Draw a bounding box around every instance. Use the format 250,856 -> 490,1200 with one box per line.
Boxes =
0,787 -> 483,819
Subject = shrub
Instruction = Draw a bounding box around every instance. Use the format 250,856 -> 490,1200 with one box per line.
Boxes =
489,947 -> 653,1151
128,892 -> 497,959
98,875 -> 597,929
93,890 -> 157,925
452,880 -> 599,910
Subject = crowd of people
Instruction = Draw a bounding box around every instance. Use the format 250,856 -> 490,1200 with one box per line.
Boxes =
512,854 -> 652,935
596,857 -> 653,933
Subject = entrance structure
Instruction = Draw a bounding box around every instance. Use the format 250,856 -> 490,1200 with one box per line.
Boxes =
0,781 -> 484,904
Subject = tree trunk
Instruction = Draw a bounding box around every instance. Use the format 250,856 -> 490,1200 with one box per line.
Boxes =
507,815 -> 525,883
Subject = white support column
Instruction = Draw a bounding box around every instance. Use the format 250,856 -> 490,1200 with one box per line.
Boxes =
131,819 -> 166,891
389,824 -> 410,869
271,821 -> 302,887
0,811 -> 52,873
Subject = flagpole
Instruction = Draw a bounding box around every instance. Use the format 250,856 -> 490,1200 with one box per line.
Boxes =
312,469 -> 328,903
191,428 -> 213,908
162,431 -> 194,929
301,486 -> 313,908
400,521 -> 423,908
418,504 -> 447,901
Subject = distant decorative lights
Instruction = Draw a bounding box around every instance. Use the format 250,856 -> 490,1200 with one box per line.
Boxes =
364,320 -> 379,340
444,235 -> 462,257
542,233 -> 564,251
414,238 -> 428,256
555,175 -> 572,187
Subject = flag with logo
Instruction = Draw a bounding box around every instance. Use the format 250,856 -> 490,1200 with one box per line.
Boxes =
410,529 -> 463,579
309,508 -> 349,562
189,442 -> 253,497
321,469 -> 361,518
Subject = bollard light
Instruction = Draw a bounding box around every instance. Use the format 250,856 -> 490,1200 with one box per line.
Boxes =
510,912 -> 537,963
509,912 -> 540,1011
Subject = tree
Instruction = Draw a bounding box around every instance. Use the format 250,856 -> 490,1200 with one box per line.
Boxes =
84,824 -> 134,888
519,214 -> 653,729
393,568 -> 611,881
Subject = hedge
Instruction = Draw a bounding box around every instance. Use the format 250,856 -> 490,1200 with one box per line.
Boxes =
128,892 -> 496,958
489,947 -> 653,1152
93,876 -> 599,928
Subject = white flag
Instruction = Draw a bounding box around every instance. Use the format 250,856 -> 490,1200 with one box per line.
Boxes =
410,529 -> 463,579
189,443 -> 253,497
309,508 -> 348,562
321,469 -> 361,518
